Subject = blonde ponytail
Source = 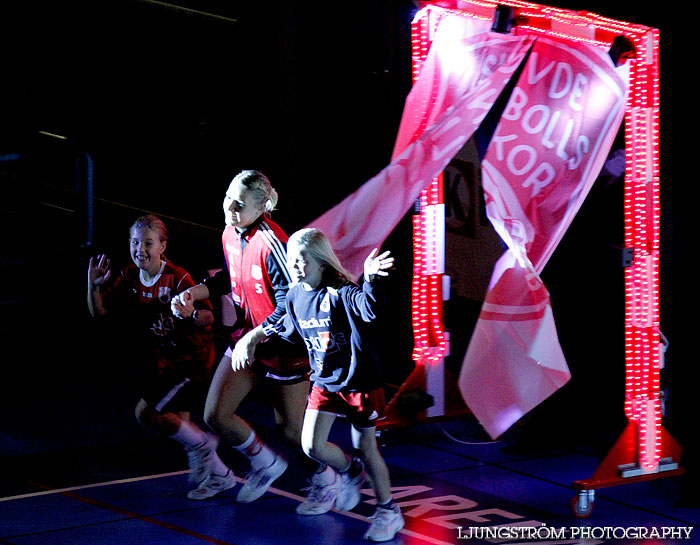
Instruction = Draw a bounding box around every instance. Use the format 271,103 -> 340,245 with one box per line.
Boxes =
232,170 -> 278,216
265,187 -> 279,214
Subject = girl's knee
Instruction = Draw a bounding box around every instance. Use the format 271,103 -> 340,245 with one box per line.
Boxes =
301,434 -> 325,460
352,427 -> 379,453
280,422 -> 302,448
203,405 -> 223,432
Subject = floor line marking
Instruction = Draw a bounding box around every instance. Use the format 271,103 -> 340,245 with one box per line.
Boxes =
3,469 -> 457,545
1,470 -> 235,544
54,489 -> 236,545
0,470 -> 190,502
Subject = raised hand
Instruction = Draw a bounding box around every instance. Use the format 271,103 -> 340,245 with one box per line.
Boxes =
363,248 -> 394,282
88,254 -> 111,288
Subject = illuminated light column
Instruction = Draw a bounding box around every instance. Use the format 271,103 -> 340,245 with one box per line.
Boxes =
409,8 -> 431,370
411,177 -> 448,413
622,28 -> 662,471
410,7 -> 449,417
423,179 -> 448,416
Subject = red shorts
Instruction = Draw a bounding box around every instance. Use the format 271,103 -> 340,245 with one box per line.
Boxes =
307,385 -> 386,429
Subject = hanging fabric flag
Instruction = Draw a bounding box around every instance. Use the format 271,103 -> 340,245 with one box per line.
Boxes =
306,11 -> 627,440
306,14 -> 534,279
458,36 -> 628,438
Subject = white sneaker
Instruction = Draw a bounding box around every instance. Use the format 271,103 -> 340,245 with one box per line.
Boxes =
335,458 -> 366,511
236,454 -> 288,503
296,469 -> 341,515
186,469 -> 236,500
186,433 -> 219,484
364,504 -> 404,542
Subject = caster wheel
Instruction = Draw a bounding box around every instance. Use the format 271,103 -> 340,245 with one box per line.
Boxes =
570,495 -> 594,518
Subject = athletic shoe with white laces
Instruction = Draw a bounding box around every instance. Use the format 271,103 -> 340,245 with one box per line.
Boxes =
186,433 -> 219,484
364,504 -> 405,542
296,468 -> 342,515
335,458 -> 366,511
236,454 -> 288,503
186,469 -> 236,500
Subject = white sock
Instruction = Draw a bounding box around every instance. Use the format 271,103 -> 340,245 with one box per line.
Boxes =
172,422 -> 231,477
171,420 -> 208,450
313,464 -> 338,485
235,430 -> 276,470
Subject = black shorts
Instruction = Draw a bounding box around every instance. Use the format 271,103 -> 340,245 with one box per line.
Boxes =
142,369 -> 209,413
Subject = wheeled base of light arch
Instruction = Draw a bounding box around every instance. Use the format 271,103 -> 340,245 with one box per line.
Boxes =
570,422 -> 684,518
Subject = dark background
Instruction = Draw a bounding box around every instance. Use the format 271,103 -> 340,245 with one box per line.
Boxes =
0,0 -> 693,484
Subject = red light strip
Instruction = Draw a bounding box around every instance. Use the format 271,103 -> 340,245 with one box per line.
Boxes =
411,7 -> 449,366
621,26 -> 661,467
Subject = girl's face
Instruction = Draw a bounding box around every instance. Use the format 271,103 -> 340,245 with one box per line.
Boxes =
287,245 -> 325,290
130,227 -> 165,275
223,180 -> 264,229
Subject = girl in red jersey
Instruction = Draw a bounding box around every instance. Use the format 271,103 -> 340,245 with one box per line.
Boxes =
87,214 -> 230,499
234,228 -> 404,542
171,170 -> 309,502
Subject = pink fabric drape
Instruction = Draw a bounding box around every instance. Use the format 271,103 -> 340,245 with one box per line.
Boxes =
306,15 -> 534,278
459,36 -> 628,438
307,13 -> 628,438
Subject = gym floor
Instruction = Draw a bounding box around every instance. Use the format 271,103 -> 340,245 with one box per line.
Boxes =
1,378 -> 697,545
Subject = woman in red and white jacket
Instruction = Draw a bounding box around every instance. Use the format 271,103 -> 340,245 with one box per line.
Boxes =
172,170 -> 309,502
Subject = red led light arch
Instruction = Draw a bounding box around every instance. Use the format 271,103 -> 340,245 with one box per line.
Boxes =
405,0 -> 681,516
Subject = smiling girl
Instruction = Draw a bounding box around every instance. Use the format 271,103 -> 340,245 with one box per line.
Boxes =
87,214 -> 228,498
233,228 -> 404,542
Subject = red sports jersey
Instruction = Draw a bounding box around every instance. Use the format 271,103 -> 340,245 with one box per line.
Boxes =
221,218 -> 308,375
222,219 -> 290,328
101,261 -> 215,378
